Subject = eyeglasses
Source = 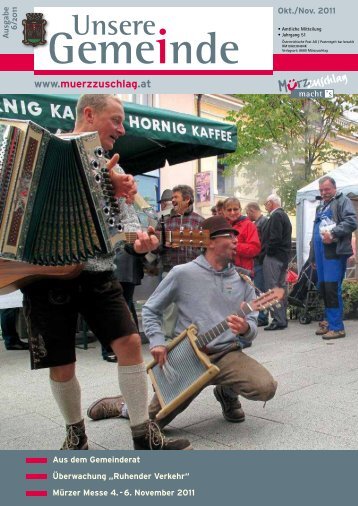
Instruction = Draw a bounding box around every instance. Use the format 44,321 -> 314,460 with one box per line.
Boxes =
212,232 -> 237,239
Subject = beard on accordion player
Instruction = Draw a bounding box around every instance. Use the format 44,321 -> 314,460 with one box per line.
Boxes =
87,215 -> 278,433
1,94 -> 193,451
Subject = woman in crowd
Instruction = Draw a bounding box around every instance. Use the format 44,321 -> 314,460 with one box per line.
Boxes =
223,197 -> 261,275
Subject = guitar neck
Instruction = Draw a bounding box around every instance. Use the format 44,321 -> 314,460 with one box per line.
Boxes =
120,231 -> 166,245
195,302 -> 254,350
121,230 -> 208,248
195,288 -> 283,349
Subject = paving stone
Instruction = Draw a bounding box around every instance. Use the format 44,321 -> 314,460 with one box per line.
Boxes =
2,319 -> 358,450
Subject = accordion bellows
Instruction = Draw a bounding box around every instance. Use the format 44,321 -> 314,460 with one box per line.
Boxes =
0,119 -> 123,265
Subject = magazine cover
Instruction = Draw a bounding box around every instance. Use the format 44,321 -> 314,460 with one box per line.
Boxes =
0,0 -> 357,504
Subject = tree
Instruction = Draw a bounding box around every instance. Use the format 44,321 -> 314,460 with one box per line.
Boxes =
225,95 -> 358,212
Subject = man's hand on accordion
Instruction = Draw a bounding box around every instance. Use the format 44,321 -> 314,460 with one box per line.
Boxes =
151,346 -> 168,367
106,154 -> 137,204
133,227 -> 160,254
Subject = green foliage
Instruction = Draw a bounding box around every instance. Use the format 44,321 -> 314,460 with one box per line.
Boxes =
225,94 -> 358,212
342,280 -> 358,317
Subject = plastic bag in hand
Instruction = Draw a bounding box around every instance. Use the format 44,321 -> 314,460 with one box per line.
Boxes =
319,217 -> 336,239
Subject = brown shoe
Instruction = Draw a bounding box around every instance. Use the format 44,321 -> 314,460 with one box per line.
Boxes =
322,330 -> 346,340
87,395 -> 127,421
132,421 -> 192,450
315,321 -> 329,335
61,419 -> 88,450
214,386 -> 245,423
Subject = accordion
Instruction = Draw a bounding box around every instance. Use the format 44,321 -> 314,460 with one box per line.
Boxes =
0,118 -> 123,266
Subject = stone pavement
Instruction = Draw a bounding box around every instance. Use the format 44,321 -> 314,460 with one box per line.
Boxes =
1,319 -> 358,451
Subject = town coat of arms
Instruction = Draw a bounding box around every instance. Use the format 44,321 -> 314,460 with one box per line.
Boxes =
22,13 -> 46,47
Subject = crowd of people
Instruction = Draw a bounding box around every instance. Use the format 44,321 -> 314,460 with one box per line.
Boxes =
1,94 -> 357,452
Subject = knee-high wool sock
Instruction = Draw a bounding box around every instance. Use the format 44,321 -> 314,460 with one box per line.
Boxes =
117,363 -> 148,428
50,376 -> 82,426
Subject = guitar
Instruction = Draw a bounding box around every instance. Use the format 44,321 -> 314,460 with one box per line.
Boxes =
147,287 -> 284,420
0,228 -> 209,295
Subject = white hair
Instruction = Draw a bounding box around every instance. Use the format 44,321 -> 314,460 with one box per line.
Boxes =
266,194 -> 281,206
76,94 -> 122,121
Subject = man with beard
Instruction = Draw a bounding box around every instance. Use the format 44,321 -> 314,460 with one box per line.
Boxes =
88,216 -> 277,427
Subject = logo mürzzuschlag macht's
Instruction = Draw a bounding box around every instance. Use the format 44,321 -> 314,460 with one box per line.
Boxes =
22,13 -> 47,47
